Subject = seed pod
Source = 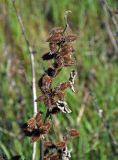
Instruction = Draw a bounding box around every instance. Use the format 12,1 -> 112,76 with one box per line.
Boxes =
42,52 -> 56,60
44,121 -> 51,130
55,82 -> 70,91
31,128 -> 41,143
43,157 -> 48,160
35,112 -> 43,128
62,55 -> 75,66
44,94 -> 53,108
35,111 -> 42,121
49,43 -> 58,53
57,49 -> 73,57
61,43 -> 74,53
44,67 -> 62,78
31,121 -> 51,143
36,93 -> 55,108
22,117 -> 36,136
56,141 -> 66,149
53,90 -> 64,101
50,154 -> 60,160
54,54 -> 75,68
54,80 -> 75,96
22,125 -> 33,137
38,74 -> 52,94
50,27 -> 63,34
46,33 -> 63,43
22,112 -> 43,137
65,34 -> 77,42
45,67 -> 59,77
35,95 -> 45,102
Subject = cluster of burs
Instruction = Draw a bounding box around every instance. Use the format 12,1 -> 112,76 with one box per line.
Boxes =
22,26 -> 79,160
37,27 -> 77,115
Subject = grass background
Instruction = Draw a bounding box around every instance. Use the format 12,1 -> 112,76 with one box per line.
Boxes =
0,0 -> 118,159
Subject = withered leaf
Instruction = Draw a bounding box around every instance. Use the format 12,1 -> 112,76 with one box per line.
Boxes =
56,141 -> 66,149
49,27 -> 63,34
65,34 -> 78,42
38,74 -> 52,94
56,100 -> 72,113
46,33 -> 63,43
49,43 -> 58,53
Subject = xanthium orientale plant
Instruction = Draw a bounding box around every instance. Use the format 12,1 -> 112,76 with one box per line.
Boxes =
22,18 -> 79,160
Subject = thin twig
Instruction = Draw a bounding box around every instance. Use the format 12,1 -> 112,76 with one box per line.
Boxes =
57,10 -> 72,53
40,138 -> 44,160
98,0 -> 118,56
11,1 -> 37,160
63,10 -> 72,34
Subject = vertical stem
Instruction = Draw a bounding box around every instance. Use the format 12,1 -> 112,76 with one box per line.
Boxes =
30,52 -> 38,116
40,138 -> 44,160
31,52 -> 37,160
11,1 -> 37,160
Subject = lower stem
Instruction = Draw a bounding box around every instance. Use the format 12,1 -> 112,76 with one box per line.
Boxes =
32,142 -> 37,160
40,138 -> 44,160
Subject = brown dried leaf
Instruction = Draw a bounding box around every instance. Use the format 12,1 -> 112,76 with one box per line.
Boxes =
61,43 -> 74,53
65,34 -> 78,42
50,154 -> 59,160
38,74 -> 52,94
35,112 -> 42,122
46,33 -> 63,43
27,117 -> 36,130
55,53 -> 75,67
50,27 -> 63,34
40,121 -> 51,134
35,113 -> 43,128
35,95 -> 45,102
56,141 -> 66,149
49,43 -> 58,53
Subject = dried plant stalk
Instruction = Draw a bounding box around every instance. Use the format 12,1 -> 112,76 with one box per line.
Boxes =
11,1 -> 37,160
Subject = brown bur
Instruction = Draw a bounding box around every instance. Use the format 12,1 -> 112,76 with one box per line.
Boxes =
22,112 -> 51,143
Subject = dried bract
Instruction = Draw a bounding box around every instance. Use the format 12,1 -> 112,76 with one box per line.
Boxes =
64,34 -> 78,42
68,129 -> 79,138
49,27 -> 64,35
56,100 -> 72,113
22,112 -> 50,142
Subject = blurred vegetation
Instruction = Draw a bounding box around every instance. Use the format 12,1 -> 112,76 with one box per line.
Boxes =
0,0 -> 118,159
